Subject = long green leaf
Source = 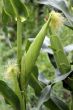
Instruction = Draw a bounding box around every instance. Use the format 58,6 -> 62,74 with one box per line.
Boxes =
0,80 -> 20,110
50,95 -> 69,110
37,0 -> 73,22
37,85 -> 51,109
29,70 -> 69,110
3,0 -> 29,21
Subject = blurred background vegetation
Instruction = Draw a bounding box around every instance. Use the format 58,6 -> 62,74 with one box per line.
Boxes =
0,0 -> 73,109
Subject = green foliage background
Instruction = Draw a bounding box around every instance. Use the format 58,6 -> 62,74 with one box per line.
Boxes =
0,0 -> 73,110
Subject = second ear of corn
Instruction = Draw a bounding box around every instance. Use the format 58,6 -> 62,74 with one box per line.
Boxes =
49,10 -> 71,74
50,35 -> 71,74
4,64 -> 23,110
49,11 -> 73,91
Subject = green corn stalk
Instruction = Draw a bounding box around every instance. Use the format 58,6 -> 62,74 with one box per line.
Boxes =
50,35 -> 71,74
17,18 -> 23,69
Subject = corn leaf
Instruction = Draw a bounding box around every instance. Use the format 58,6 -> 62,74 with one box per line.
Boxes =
37,85 -> 51,109
29,69 -> 69,110
37,0 -> 73,22
0,80 -> 20,110
3,0 -> 29,21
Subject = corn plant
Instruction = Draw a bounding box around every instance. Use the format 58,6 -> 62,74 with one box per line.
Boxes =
1,0 -> 73,110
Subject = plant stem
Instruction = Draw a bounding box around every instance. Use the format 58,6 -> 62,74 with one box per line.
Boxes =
21,87 -> 27,110
17,18 -> 22,69
22,95 -> 26,110
17,18 -> 25,110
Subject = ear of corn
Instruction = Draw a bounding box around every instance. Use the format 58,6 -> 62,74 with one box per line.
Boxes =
4,64 -> 23,110
50,35 -> 73,92
20,18 -> 50,90
50,35 -> 71,74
